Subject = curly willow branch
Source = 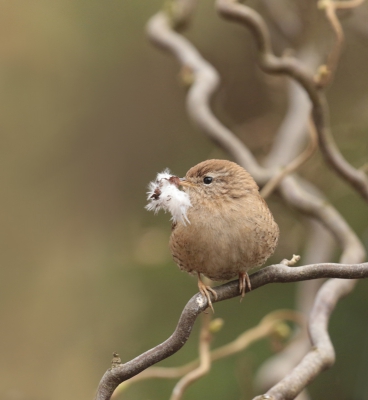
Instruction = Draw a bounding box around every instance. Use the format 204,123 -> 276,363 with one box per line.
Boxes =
216,0 -> 368,202
94,263 -> 368,400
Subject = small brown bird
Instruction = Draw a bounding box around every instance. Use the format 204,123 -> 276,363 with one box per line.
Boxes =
146,159 -> 279,311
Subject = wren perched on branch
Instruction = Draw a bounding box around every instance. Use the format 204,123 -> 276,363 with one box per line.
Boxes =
146,159 -> 279,311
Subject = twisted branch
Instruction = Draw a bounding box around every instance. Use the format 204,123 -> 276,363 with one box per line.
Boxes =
95,262 -> 368,400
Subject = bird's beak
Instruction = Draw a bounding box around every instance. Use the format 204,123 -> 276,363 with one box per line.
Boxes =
179,178 -> 194,187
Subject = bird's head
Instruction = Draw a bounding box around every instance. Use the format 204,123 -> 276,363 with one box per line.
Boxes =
179,159 -> 259,201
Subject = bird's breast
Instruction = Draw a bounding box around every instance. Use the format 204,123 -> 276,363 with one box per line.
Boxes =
170,198 -> 278,281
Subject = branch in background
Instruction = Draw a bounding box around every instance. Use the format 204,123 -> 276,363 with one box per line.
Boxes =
264,73 -> 314,167
216,0 -> 368,201
95,262 -> 368,400
315,0 -> 344,87
315,0 -> 364,86
260,118 -> 318,198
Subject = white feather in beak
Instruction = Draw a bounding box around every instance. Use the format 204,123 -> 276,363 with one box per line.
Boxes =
145,169 -> 192,225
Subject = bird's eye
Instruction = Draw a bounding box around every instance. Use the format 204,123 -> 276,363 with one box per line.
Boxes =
203,176 -> 213,184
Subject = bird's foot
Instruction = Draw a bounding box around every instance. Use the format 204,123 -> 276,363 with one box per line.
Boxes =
197,274 -> 217,312
239,272 -> 251,301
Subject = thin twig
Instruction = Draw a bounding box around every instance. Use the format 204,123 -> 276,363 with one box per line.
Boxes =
316,0 -> 365,87
209,310 -> 303,361
315,0 -> 344,87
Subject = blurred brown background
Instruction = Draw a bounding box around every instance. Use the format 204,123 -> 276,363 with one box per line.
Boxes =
0,1 -> 367,399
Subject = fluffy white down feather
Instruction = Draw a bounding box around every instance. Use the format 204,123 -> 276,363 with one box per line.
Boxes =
145,169 -> 192,225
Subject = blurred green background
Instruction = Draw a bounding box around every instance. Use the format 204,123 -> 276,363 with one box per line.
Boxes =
0,1 -> 367,399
